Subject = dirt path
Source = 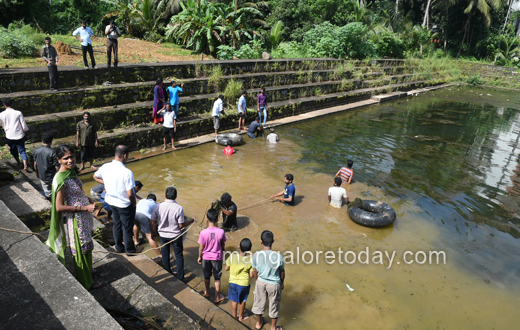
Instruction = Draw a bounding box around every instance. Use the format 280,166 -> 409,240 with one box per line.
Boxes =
1,37 -> 212,68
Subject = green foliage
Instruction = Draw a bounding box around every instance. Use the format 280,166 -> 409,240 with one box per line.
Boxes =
270,21 -> 283,49
208,65 -> 223,92
0,22 -> 43,58
223,79 -> 243,106
217,38 -> 263,59
372,29 -> 404,58
271,41 -> 308,58
466,74 -> 484,85
302,22 -> 376,59
166,0 -> 263,54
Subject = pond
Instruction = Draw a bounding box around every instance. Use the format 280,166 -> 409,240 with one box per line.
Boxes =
83,85 -> 520,329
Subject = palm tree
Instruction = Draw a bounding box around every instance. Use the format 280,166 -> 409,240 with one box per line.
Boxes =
270,20 -> 283,48
456,0 -> 503,58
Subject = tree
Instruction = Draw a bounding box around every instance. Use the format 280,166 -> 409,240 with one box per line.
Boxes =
454,0 -> 503,58
270,20 -> 283,48
166,0 -> 225,53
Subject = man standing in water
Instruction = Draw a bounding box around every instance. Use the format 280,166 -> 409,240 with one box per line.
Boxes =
328,177 -> 349,208
270,174 -> 295,206
336,159 -> 354,184
220,192 -> 238,231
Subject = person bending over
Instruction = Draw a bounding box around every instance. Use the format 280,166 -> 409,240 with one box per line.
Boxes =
335,159 -> 354,184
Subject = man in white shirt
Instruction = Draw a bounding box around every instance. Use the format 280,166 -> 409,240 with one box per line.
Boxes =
134,193 -> 161,260
266,127 -> 279,143
237,90 -> 247,130
93,145 -> 142,255
73,19 -> 97,69
212,94 -> 226,136
157,104 -> 177,150
105,20 -> 121,68
0,98 -> 30,172
328,177 -> 349,208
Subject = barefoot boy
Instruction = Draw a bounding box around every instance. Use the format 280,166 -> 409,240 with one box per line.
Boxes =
252,230 -> 285,330
225,238 -> 254,321
198,209 -> 227,303
158,104 -> 177,150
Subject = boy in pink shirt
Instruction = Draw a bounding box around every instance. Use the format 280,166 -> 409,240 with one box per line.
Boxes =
198,208 -> 227,303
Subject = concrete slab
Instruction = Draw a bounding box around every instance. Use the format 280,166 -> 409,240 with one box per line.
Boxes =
0,180 -> 51,229
90,242 -> 199,330
371,91 -> 407,102
115,253 -> 249,330
0,200 -> 122,330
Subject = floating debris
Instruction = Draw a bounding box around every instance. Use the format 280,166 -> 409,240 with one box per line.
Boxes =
346,284 -> 354,291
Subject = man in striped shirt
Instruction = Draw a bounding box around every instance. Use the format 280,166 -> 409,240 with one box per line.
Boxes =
336,159 -> 354,184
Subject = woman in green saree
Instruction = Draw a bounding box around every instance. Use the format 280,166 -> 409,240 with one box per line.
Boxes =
46,145 -> 103,290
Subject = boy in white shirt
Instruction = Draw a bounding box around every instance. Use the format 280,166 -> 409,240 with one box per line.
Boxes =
158,104 -> 177,150
212,95 -> 225,136
266,127 -> 279,143
328,177 -> 349,208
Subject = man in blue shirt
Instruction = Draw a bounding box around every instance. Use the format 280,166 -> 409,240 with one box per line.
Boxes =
237,90 -> 247,130
247,117 -> 262,139
270,174 -> 296,206
166,81 -> 184,117
73,20 -> 97,69
134,194 -> 161,261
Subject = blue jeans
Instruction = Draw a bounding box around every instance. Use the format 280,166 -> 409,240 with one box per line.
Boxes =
159,234 -> 185,280
258,106 -> 267,125
247,132 -> 256,139
6,136 -> 27,161
171,103 -> 180,117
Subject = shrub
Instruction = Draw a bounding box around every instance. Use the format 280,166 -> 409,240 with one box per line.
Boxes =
301,22 -> 376,59
271,41 -> 308,58
372,30 -> 404,58
216,39 -> 264,60
466,74 -> 484,85
223,79 -> 243,107
0,21 -> 43,58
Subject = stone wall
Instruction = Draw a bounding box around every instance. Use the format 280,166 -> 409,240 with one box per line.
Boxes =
0,59 -> 406,93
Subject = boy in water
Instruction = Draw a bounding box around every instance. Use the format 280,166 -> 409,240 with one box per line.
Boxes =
252,230 -> 285,330
220,192 -> 238,231
198,209 -> 227,303
328,177 -> 349,208
266,127 -> 279,143
270,174 -> 295,206
225,238 -> 254,321
336,159 -> 354,184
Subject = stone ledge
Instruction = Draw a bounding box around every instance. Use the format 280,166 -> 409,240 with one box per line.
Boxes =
0,199 -> 122,330
0,180 -> 51,230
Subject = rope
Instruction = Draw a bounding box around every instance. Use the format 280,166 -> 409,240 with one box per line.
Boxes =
0,196 -> 273,257
0,220 -> 196,257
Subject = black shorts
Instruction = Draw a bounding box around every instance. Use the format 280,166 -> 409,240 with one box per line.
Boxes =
202,259 -> 223,280
162,127 -> 175,137
80,146 -> 95,162
238,112 -> 245,118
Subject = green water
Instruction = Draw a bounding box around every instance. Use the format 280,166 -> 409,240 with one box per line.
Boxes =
83,85 -> 520,329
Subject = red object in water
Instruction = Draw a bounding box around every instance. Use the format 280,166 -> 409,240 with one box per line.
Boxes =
223,146 -> 234,155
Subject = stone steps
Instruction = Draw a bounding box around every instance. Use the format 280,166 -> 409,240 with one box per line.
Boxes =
1,58 -> 407,93
1,67 -> 410,117
16,73 -> 417,142
24,80 -> 435,157
21,73 -> 418,142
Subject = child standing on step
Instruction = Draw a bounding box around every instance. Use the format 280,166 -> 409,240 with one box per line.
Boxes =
198,209 -> 227,303
225,238 -> 254,321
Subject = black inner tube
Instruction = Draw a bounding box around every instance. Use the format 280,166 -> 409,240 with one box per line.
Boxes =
348,200 -> 396,228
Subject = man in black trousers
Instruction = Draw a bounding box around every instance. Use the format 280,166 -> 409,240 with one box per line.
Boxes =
41,37 -> 59,91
